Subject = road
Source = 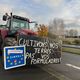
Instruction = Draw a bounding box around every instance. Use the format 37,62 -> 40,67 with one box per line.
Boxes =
40,52 -> 80,80
0,52 -> 80,80
0,56 -> 59,80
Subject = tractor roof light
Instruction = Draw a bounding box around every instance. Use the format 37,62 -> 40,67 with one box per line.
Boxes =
13,15 -> 30,22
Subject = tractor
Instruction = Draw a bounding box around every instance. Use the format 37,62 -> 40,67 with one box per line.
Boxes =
0,13 -> 37,55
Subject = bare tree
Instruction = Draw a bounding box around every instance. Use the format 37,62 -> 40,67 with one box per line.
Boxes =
69,29 -> 78,37
49,18 -> 64,38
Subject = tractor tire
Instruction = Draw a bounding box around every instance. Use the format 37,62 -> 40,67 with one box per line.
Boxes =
4,37 -> 18,46
2,37 -> 18,65
0,36 -> 3,52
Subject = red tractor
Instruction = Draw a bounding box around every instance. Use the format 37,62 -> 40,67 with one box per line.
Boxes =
0,13 -> 37,55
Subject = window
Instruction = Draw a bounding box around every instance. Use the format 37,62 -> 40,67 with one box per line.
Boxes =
11,18 -> 29,29
12,22 -> 19,28
7,19 -> 10,27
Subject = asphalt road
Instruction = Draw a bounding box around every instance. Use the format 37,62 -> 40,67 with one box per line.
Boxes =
40,52 -> 80,80
0,52 -> 80,80
0,57 -> 59,80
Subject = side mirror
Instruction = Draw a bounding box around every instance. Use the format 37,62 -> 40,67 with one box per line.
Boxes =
3,15 -> 7,21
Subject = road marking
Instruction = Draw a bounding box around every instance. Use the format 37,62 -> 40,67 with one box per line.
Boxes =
66,63 -> 80,70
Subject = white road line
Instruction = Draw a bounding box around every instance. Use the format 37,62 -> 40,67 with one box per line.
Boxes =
66,63 -> 80,70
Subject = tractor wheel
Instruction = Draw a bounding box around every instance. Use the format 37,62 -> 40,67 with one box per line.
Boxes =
4,37 -> 18,46
1,37 -> 18,65
0,36 -> 3,56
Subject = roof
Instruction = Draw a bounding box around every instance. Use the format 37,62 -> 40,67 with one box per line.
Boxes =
12,15 -> 30,22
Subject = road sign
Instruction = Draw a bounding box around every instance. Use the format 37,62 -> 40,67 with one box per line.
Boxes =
4,46 -> 26,70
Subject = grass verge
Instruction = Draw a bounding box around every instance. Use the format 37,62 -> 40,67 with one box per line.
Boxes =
62,47 -> 80,55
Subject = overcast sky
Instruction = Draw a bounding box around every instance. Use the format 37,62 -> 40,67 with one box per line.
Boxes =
0,0 -> 80,24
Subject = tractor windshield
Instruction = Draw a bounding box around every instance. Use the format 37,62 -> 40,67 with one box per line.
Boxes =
11,18 -> 29,29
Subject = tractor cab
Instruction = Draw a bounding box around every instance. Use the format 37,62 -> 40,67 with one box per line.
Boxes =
3,13 -> 37,36
6,15 -> 30,30
3,13 -> 30,30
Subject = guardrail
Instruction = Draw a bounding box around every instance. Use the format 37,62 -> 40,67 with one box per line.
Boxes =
62,45 -> 80,49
